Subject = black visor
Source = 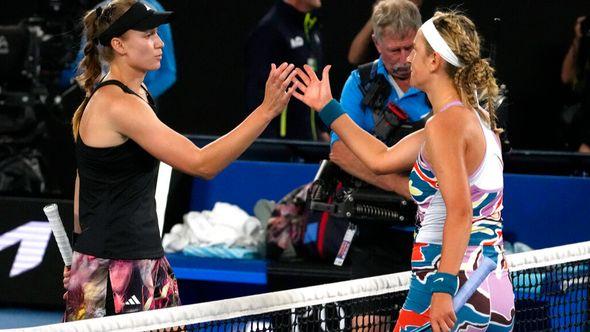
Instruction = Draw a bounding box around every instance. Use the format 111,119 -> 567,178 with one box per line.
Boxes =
97,2 -> 173,46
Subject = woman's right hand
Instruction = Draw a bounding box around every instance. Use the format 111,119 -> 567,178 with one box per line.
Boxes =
260,62 -> 297,120
63,266 -> 71,300
293,65 -> 334,111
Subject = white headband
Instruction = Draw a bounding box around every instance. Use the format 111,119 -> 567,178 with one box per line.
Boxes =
421,18 -> 463,67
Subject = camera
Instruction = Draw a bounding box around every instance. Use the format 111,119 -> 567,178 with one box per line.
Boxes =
307,160 -> 416,226
0,15 -> 79,92
0,1 -> 82,194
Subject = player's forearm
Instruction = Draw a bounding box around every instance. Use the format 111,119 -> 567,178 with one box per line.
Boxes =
438,209 -> 472,275
73,173 -> 81,234
197,106 -> 271,179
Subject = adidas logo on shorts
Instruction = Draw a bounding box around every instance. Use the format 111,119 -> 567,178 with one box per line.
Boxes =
125,295 -> 141,306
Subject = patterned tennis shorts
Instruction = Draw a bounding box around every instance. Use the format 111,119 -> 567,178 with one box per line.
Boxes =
394,243 -> 515,331
64,251 -> 181,321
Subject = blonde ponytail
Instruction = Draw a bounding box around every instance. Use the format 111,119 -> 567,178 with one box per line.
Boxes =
71,0 -> 137,138
427,11 -> 503,134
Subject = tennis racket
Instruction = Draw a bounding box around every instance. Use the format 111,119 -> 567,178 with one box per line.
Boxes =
43,204 -> 73,267
414,256 -> 497,332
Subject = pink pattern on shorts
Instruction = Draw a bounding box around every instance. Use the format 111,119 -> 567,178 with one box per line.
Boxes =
64,252 -> 181,321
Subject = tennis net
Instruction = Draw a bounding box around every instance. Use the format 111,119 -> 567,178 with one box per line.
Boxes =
11,241 -> 590,331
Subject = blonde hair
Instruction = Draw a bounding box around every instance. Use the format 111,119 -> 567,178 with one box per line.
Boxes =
424,11 -> 502,134
72,0 -> 136,138
371,0 -> 421,41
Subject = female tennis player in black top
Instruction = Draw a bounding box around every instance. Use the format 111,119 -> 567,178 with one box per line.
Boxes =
62,0 -> 297,321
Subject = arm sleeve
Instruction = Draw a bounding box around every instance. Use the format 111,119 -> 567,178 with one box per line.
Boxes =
330,71 -> 368,144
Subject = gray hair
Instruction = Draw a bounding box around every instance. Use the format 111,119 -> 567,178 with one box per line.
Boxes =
371,0 -> 421,41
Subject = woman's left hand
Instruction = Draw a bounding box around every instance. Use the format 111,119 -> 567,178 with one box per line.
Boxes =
429,292 -> 456,332
292,64 -> 333,111
62,266 -> 71,300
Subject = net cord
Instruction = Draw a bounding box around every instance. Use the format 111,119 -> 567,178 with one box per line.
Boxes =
7,241 -> 590,332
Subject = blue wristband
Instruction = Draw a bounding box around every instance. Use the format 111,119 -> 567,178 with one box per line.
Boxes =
430,272 -> 459,296
318,99 -> 345,127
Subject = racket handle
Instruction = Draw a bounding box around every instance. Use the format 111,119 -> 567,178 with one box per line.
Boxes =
414,257 -> 497,332
43,204 -> 73,267
453,257 -> 496,311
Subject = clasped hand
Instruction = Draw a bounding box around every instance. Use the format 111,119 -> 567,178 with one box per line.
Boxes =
261,63 -> 298,120
262,63 -> 338,118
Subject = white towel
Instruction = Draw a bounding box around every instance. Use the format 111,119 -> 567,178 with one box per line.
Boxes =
162,202 -> 264,254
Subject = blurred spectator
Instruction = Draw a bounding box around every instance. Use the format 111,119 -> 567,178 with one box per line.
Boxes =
347,0 -> 422,65
245,0 -> 328,141
61,0 -> 176,99
561,15 -> 590,153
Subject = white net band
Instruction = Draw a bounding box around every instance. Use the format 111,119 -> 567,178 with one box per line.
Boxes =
7,241 -> 590,332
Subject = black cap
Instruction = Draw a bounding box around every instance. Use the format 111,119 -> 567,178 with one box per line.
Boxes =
97,2 -> 173,46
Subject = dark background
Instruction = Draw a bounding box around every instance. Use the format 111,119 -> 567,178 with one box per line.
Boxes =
1,0 -> 590,198
3,0 -> 589,148
152,0 -> 590,150
1,1 -> 590,310
0,197 -> 73,308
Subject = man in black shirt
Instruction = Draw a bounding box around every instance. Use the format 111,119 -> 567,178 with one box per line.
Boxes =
246,0 -> 328,141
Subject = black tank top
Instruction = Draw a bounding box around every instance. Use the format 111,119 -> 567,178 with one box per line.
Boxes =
74,80 -> 164,259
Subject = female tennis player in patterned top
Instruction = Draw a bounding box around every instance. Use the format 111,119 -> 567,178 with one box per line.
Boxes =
62,0 -> 297,321
292,11 -> 515,332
